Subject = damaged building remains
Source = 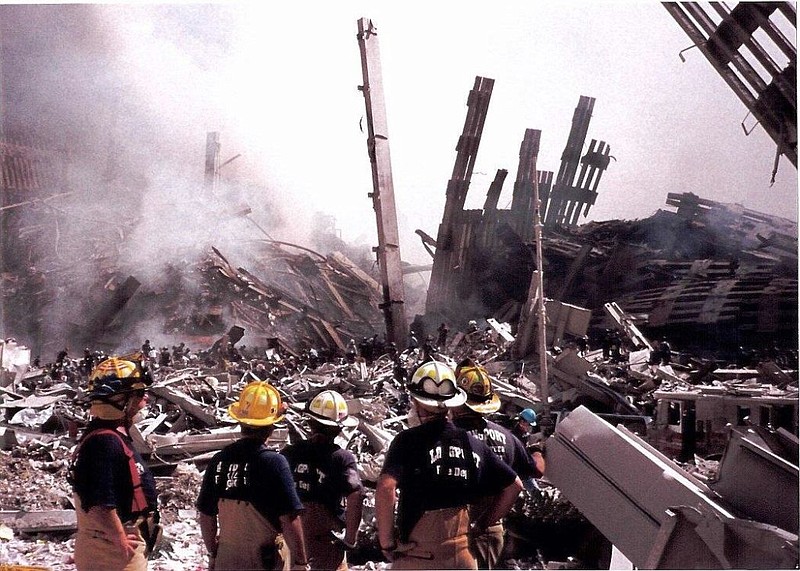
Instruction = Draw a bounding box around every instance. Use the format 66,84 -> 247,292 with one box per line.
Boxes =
0,4 -> 797,571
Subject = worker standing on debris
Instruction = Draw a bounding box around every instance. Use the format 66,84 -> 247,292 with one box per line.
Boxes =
69,357 -> 160,571
657,337 -> 672,365
197,381 -> 309,571
437,322 -> 449,349
282,389 -> 364,571
512,409 -> 547,478
452,359 -> 539,569
376,361 -> 523,569
511,409 -> 536,442
141,340 -> 153,361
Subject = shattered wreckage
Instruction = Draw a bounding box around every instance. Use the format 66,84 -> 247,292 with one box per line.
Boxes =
0,5 -> 798,571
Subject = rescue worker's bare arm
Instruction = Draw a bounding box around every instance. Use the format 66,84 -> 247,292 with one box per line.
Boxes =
375,473 -> 398,558
198,511 -> 218,564
531,450 -> 546,477
88,505 -> 137,560
280,511 -> 309,569
475,476 -> 524,531
344,488 -> 364,546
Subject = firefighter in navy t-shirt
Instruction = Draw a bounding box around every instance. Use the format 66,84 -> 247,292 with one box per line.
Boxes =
282,389 -> 364,571
376,361 -> 523,569
70,357 -> 159,571
197,381 -> 309,571
452,358 -> 540,568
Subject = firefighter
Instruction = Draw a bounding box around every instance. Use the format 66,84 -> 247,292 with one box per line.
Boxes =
69,357 -> 160,571
376,361 -> 523,570
283,390 -> 364,571
452,359 -> 540,569
197,381 -> 308,571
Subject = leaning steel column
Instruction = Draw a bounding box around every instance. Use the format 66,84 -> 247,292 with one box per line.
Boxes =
356,18 -> 408,348
544,96 -> 595,227
426,76 -> 494,316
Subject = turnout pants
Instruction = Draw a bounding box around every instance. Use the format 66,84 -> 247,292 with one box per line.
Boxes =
469,522 -> 505,569
214,498 -> 290,571
73,496 -> 147,571
392,506 -> 476,570
301,502 -> 347,571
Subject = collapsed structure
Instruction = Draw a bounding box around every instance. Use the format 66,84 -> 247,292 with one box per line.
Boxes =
0,5 -> 797,571
424,82 -> 612,332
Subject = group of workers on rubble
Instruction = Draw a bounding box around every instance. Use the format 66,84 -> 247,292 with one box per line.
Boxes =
68,350 -> 546,571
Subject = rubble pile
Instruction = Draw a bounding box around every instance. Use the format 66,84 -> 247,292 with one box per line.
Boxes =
202,244 -> 386,354
538,193 -> 798,355
0,191 -> 796,569
1,232 -> 390,366
1,306 -> 797,569
0,328 -> 580,570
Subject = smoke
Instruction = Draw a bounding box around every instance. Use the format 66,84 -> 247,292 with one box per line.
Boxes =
0,4 -> 353,355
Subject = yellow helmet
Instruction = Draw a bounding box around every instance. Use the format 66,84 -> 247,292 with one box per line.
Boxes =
295,389 -> 358,428
87,357 -> 151,420
228,381 -> 286,426
408,360 -> 466,409
455,358 -> 501,414
88,357 -> 148,397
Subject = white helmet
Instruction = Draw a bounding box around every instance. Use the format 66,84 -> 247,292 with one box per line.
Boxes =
294,389 -> 358,428
408,360 -> 467,409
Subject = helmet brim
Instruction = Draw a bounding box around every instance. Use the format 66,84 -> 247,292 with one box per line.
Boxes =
410,387 -> 468,409
228,402 -> 284,426
290,401 -> 359,428
464,393 -> 501,414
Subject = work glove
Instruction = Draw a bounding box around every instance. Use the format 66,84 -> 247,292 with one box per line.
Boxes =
330,530 -> 357,550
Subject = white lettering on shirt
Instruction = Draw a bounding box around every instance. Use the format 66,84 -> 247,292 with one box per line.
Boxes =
225,463 -> 240,490
448,445 -> 465,459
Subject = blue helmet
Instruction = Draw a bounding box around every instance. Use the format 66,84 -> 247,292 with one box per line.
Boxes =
519,408 -> 537,424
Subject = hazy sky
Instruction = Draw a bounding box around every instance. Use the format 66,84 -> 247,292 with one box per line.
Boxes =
100,1 -> 798,265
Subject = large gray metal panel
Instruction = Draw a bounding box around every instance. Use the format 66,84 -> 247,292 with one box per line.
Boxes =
712,427 -> 799,534
547,406 -> 736,567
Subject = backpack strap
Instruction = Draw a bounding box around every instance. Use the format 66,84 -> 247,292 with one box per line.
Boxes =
71,428 -> 149,515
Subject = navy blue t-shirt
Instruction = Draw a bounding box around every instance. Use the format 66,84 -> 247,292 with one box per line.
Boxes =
381,417 -> 517,541
197,437 -> 303,529
282,439 -> 363,523
454,416 -> 537,480
71,425 -> 158,522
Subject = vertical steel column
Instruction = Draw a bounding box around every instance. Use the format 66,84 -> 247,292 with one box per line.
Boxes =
512,136 -> 550,427
204,131 -> 220,196
531,138 -> 550,431
510,129 -> 542,242
356,18 -> 408,348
